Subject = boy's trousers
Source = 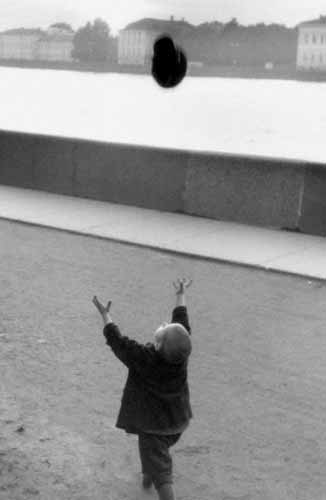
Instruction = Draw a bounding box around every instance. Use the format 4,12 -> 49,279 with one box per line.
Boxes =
138,432 -> 181,490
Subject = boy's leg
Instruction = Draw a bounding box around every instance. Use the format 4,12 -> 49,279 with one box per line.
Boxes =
138,433 -> 181,497
142,473 -> 153,489
138,434 -> 153,488
157,483 -> 176,500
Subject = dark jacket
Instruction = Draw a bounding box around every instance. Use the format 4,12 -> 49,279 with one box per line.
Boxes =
103,306 -> 192,434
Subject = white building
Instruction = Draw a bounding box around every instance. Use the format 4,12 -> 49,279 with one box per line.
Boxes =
118,28 -> 155,65
118,17 -> 193,66
36,27 -> 74,62
297,16 -> 326,71
0,29 -> 43,60
0,26 -> 74,63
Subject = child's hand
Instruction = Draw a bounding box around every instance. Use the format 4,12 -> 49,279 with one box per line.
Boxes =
173,278 -> 192,295
93,296 -> 112,316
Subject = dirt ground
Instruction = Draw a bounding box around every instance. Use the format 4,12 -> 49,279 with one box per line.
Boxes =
2,219 -> 326,500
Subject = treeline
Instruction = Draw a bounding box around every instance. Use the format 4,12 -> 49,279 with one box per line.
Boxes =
179,19 -> 298,66
69,17 -> 297,67
72,18 -> 117,63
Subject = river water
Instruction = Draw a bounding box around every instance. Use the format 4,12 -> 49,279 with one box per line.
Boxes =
0,66 -> 325,163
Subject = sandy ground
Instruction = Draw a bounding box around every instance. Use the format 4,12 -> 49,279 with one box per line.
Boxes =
2,219 -> 326,500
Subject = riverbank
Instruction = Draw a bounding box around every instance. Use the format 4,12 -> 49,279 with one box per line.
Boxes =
0,58 -> 326,82
188,63 -> 326,82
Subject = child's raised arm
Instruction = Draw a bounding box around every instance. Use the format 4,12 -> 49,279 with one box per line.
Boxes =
173,278 -> 192,307
172,278 -> 192,334
92,295 -> 154,371
92,296 -> 113,326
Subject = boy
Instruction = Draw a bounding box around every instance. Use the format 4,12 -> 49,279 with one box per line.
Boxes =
92,278 -> 193,500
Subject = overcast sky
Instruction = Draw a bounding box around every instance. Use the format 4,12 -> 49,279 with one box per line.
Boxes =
0,0 -> 325,34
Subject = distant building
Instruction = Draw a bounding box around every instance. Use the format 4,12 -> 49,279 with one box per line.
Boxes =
0,25 -> 74,62
297,16 -> 326,71
0,28 -> 43,60
118,17 -> 193,65
36,26 -> 74,62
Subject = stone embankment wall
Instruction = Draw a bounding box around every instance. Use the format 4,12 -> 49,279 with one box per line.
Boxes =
0,129 -> 325,235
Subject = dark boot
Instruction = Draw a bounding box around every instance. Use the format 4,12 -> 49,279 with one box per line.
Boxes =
157,483 -> 176,500
142,473 -> 153,489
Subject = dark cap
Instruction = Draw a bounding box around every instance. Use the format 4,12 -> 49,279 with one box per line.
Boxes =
152,35 -> 187,88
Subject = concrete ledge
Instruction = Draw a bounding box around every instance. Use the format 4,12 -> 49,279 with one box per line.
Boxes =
73,140 -> 188,211
299,164 -> 326,235
0,129 -> 325,235
0,132 -> 75,194
185,153 -> 305,228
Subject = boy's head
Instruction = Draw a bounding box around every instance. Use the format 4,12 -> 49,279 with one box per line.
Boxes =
154,322 -> 191,364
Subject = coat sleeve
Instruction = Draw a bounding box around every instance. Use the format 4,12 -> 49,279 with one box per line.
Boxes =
103,323 -> 153,370
171,306 -> 191,335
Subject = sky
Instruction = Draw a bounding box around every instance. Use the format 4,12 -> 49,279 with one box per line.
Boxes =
0,0 -> 325,35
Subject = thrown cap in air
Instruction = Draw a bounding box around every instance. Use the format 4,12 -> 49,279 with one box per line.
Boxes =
152,35 -> 187,88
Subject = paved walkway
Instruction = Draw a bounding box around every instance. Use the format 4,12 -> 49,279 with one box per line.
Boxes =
1,184 -> 326,280
3,204 -> 326,500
